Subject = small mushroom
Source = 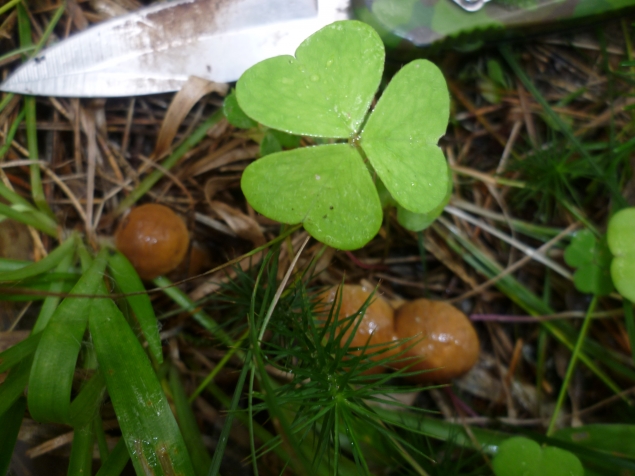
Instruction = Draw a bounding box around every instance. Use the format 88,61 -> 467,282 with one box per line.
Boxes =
319,284 -> 398,374
115,204 -> 190,280
392,299 -> 479,383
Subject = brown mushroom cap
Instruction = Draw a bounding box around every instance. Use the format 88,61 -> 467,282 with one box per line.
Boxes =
319,285 -> 398,374
115,204 -> 190,280
393,299 -> 479,383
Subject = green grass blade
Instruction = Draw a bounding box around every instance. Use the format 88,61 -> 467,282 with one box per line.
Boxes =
16,3 -> 53,217
0,109 -> 25,160
95,438 -> 130,476
89,292 -> 195,476
548,295 -> 599,435
69,371 -> 107,429
108,251 -> 163,363
68,424 -> 95,476
207,361 -> 251,476
0,0 -> 20,16
436,221 -> 631,393
0,179 -> 60,235
154,275 -> 234,348
499,44 -> 623,207
0,355 -> 32,417
0,235 -> 74,282
31,250 -> 76,333
0,202 -> 57,238
169,367 -> 212,476
0,396 -> 26,476
0,258 -> 31,272
94,417 -> 110,462
0,332 -> 41,374
28,248 -> 109,424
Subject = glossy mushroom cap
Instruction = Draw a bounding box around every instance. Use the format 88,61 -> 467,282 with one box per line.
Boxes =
393,299 -> 479,383
115,204 -> 190,280
319,284 -> 398,374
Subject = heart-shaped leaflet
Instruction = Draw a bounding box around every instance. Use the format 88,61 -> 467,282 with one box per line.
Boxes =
492,437 -> 584,476
241,144 -> 381,250
607,207 -> 635,302
237,21 -> 385,138
361,59 -> 450,214
564,229 -> 613,296
241,145 -> 382,250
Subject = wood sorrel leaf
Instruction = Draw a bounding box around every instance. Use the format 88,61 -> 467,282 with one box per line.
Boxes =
223,89 -> 257,129
397,167 -> 452,231
236,21 -> 384,138
492,436 -> 583,476
564,229 -> 613,296
361,59 -> 450,214
241,144 -> 382,250
607,207 -> 635,302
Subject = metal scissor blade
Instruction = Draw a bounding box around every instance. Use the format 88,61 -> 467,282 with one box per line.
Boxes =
1,0 -> 351,97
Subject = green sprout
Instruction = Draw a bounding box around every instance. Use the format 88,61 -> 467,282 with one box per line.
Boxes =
235,20 -> 450,250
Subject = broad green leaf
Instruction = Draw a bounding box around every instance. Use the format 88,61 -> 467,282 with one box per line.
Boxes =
237,21 -> 384,138
241,145 -> 382,250
564,230 -> 614,296
492,436 -> 583,476
397,167 -> 452,231
0,397 -> 26,476
89,292 -> 195,476
28,249 -> 109,424
361,59 -> 450,214
0,235 -> 74,282
108,251 -> 163,363
607,207 -> 635,302
0,332 -> 41,374
223,89 -> 257,129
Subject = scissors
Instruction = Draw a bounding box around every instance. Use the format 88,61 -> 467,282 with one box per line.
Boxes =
1,0 -> 633,97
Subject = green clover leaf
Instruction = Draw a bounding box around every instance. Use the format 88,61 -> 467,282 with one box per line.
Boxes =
241,145 -> 381,249
397,167 -> 452,232
492,437 -> 584,476
607,207 -> 635,302
237,21 -> 384,138
223,89 -> 257,129
236,20 -> 450,249
361,59 -> 449,214
564,229 -> 613,296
